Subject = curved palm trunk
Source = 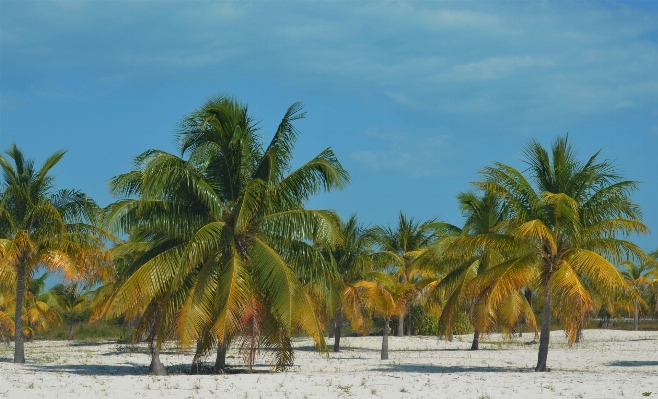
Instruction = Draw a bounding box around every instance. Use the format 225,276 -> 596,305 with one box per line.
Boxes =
397,311 -> 404,337
14,264 -> 26,364
535,286 -> 552,372
215,341 -> 227,373
634,300 -> 639,331
191,341 -> 203,374
470,329 -> 480,350
381,317 -> 391,360
149,346 -> 167,375
333,311 -> 342,352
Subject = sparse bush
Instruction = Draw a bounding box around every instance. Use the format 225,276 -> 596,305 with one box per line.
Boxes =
412,305 -> 438,336
452,311 -> 474,335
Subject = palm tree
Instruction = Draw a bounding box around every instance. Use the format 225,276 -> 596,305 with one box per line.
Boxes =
320,214 -> 376,352
0,145 -> 108,363
476,135 -> 651,371
432,191 -> 536,350
104,96 -> 349,372
343,279 -> 396,360
374,212 -> 440,336
47,283 -> 89,340
619,260 -> 655,330
0,273 -> 62,341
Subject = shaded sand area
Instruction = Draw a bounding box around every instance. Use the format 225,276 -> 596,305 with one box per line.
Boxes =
1,330 -> 656,398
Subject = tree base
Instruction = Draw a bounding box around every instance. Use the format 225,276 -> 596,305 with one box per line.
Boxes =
149,347 -> 167,376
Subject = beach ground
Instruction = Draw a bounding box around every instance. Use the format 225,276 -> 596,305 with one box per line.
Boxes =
0,329 -> 656,398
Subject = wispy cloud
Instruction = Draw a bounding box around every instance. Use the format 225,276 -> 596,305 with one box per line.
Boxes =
350,129 -> 454,177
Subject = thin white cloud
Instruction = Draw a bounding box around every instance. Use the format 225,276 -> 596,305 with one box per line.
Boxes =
350,129 -> 453,177
434,56 -> 555,82
2,1 -> 658,123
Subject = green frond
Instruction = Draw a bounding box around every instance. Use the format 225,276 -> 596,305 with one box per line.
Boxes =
210,253 -> 251,343
514,220 -> 557,254
106,245 -> 184,318
250,238 -> 300,331
257,209 -> 341,248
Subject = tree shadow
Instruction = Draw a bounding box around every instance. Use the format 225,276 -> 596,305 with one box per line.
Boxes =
607,361 -> 658,367
26,363 -> 147,375
69,341 -> 117,347
371,363 -> 529,373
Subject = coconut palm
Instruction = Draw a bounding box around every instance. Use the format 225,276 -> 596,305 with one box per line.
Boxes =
0,145 -> 108,363
104,96 -> 349,372
342,279 -> 396,360
319,215 -> 377,352
431,191 -> 537,350
374,212 -> 441,336
47,283 -> 90,340
475,135 -> 651,371
619,260 -> 655,330
0,273 -> 62,341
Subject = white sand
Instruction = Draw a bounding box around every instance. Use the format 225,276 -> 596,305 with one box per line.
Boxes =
1,330 -> 656,398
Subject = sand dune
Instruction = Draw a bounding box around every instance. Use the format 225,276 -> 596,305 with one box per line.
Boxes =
1,329 -> 656,398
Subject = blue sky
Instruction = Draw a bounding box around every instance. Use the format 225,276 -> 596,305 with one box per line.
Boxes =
1,1 -> 657,254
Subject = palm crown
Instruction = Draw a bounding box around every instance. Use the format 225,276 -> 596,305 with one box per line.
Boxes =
0,145 -> 107,363
104,96 -> 349,371
475,135 -> 651,371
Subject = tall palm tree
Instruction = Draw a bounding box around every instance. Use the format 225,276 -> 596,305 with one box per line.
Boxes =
476,135 -> 651,371
619,260 -> 655,330
0,145 -> 108,363
320,214 -> 376,352
104,96 -> 349,372
0,273 -> 63,341
432,191 -> 536,349
374,212 -> 440,336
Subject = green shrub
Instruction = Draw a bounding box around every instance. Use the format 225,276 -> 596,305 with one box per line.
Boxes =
38,320 -> 125,340
411,305 -> 438,336
452,311 -> 474,335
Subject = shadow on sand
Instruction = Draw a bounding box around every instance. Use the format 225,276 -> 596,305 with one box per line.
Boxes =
68,341 -> 118,347
25,363 -> 146,376
371,363 -> 529,373
607,360 -> 658,367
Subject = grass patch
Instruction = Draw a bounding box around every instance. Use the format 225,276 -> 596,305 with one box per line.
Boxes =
38,320 -> 125,341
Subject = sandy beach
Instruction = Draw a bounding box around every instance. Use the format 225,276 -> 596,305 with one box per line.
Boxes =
0,329 -> 656,398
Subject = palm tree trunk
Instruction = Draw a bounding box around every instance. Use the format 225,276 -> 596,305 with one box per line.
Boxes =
470,329 -> 480,350
333,311 -> 342,352
518,316 -> 523,337
634,300 -> 639,331
247,311 -> 256,373
407,308 -> 413,336
14,264 -> 26,364
524,287 -> 533,307
215,341 -> 227,373
190,338 -> 204,374
328,315 -> 335,339
67,312 -> 75,340
397,310 -> 404,337
535,286 -> 552,372
149,346 -> 167,375
381,317 -> 390,360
